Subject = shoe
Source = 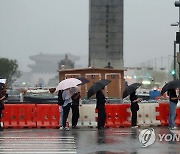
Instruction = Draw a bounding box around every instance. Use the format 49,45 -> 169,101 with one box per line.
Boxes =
72,126 -> 79,129
170,126 -> 178,130
62,127 -> 70,131
98,127 -> 105,130
131,126 -> 138,128
59,126 -> 63,130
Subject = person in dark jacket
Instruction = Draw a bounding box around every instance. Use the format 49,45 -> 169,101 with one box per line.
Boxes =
57,90 -> 64,128
96,89 -> 106,130
71,91 -> 81,128
130,91 -> 141,128
167,89 -> 179,129
0,83 -> 8,130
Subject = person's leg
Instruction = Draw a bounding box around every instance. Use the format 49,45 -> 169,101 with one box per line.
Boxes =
62,103 -> 71,128
169,101 -> 177,128
98,107 -> 106,129
71,105 -> 79,127
101,107 -> 106,128
131,109 -> 137,126
60,111 -> 63,126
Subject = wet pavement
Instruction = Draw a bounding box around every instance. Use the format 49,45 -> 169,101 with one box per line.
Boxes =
0,126 -> 179,154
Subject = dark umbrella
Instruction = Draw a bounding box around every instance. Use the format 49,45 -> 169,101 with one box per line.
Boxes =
76,77 -> 90,85
161,80 -> 180,95
87,79 -> 111,99
123,83 -> 141,99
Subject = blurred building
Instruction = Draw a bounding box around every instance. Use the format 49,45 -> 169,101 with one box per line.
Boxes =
89,0 -> 124,69
58,54 -> 74,70
15,53 -> 79,87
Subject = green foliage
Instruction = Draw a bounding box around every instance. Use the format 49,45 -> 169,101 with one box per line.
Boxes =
0,58 -> 21,87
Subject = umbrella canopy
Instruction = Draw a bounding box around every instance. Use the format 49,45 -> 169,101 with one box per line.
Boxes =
161,80 -> 180,95
0,79 -> 6,84
87,79 -> 111,99
55,78 -> 82,91
76,77 -> 90,85
123,83 -> 142,99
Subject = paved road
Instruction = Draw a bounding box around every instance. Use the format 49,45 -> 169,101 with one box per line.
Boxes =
0,127 -> 180,154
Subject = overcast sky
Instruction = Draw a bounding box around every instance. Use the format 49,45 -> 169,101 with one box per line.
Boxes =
0,0 -> 178,72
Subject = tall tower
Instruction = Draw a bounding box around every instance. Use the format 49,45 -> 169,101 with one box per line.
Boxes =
89,0 -> 124,69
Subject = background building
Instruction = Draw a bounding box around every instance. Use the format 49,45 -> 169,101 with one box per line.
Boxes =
59,67 -> 125,99
89,0 -> 124,69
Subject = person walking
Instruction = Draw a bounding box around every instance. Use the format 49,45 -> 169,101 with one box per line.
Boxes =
130,91 -> 141,128
96,89 -> 106,130
62,89 -> 72,130
168,88 -> 179,130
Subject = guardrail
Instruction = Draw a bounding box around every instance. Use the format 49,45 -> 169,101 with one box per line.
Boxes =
1,101 -> 179,128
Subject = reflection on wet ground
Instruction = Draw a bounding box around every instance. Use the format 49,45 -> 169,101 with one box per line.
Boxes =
0,127 -> 179,153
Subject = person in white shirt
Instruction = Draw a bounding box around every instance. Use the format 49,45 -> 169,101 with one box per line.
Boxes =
62,89 -> 72,130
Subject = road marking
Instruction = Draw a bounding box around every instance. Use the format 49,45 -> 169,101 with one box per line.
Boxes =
0,136 -> 77,154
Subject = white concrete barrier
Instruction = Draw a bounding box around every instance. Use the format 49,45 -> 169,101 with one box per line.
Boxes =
137,103 -> 161,126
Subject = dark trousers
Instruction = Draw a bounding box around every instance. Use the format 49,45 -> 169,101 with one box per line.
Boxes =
131,108 -> 137,126
62,103 -> 71,128
97,106 -> 106,129
71,104 -> 79,127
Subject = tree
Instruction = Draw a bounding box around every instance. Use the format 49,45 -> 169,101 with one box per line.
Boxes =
0,58 -> 21,87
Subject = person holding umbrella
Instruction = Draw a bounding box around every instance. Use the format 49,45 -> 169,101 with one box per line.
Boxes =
123,83 -> 142,128
61,89 -> 72,130
130,91 -> 141,128
87,79 -> 111,130
167,88 -> 179,130
96,88 -> 106,130
161,80 -> 180,129
70,86 -> 81,129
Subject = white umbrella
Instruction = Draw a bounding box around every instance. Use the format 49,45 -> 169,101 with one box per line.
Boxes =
0,79 -> 6,84
55,78 -> 82,91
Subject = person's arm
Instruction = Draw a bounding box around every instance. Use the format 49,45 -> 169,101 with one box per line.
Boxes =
0,95 -> 6,101
132,98 -> 142,103
171,97 -> 179,100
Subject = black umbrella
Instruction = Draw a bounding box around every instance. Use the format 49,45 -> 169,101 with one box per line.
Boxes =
123,83 -> 141,98
87,79 -> 111,99
161,80 -> 180,95
76,77 -> 90,85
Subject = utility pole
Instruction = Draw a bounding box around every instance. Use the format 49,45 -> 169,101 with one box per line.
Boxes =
174,41 -> 177,80
175,1 -> 180,79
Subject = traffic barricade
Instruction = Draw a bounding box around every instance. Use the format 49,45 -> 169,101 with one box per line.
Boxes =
79,104 -> 96,127
105,104 -> 115,127
2,104 -> 36,128
137,103 -> 161,126
175,107 -> 180,126
36,104 -> 59,128
105,104 -> 131,128
119,104 -> 131,127
156,103 -> 169,126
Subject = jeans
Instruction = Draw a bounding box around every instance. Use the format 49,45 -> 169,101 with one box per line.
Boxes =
59,111 -> 63,126
168,101 -> 177,128
62,103 -> 71,128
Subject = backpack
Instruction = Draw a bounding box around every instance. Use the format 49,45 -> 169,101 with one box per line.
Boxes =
58,90 -> 64,106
